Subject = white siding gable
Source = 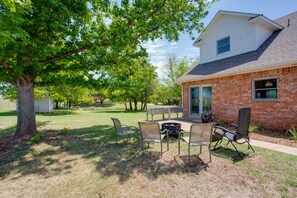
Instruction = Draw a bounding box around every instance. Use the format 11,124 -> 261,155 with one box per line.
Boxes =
198,14 -> 275,64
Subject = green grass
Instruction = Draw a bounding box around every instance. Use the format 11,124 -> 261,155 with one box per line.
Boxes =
0,104 -> 297,197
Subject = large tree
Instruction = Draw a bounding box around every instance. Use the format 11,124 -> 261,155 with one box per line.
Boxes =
0,0 -> 211,140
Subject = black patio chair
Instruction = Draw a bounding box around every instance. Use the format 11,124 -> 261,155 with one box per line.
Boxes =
213,108 -> 255,159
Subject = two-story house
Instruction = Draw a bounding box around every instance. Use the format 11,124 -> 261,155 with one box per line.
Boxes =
177,10 -> 297,130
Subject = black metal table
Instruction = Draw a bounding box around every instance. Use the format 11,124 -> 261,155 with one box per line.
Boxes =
161,122 -> 184,138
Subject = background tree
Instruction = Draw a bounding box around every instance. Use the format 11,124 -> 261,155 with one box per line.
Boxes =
108,57 -> 157,111
0,0 -> 212,140
160,53 -> 199,105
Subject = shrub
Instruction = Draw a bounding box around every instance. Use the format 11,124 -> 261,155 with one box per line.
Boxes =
31,134 -> 44,143
249,124 -> 258,132
287,124 -> 297,141
216,119 -> 226,127
256,123 -> 266,131
59,128 -> 69,135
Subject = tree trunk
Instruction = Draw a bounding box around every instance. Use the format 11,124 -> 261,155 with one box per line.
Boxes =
124,102 -> 127,111
134,99 -> 137,111
14,75 -> 37,140
68,100 -> 72,108
129,102 -> 132,110
55,101 -> 59,109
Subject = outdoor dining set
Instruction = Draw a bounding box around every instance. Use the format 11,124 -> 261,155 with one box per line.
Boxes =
111,108 -> 255,162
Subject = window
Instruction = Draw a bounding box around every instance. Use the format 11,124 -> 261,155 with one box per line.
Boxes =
217,36 -> 230,54
253,78 -> 278,100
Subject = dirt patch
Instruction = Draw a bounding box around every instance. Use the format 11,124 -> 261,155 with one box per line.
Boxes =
250,129 -> 297,148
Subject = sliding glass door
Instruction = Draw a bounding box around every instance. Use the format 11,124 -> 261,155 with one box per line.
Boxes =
190,86 -> 212,115
190,87 -> 200,115
202,86 -> 212,112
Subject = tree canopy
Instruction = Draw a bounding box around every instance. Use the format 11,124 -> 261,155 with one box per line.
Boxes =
0,0 -> 212,140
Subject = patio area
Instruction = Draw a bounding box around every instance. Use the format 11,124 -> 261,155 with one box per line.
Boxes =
156,118 -> 297,156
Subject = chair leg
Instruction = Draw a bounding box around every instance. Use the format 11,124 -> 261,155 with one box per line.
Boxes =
160,142 -> 163,157
136,132 -> 140,145
178,138 -> 180,155
188,146 -> 191,163
208,146 -> 212,163
226,141 -> 230,146
166,133 -> 169,151
246,139 -> 255,154
212,138 -> 222,150
230,141 -> 244,159
116,133 -> 118,144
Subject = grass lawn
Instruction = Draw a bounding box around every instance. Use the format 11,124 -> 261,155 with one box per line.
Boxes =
0,104 -> 297,197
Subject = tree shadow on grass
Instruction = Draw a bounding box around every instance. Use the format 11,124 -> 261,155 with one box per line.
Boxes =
0,124 -> 207,183
92,110 -> 143,114
0,125 -> 16,139
0,121 -> 49,139
37,110 -> 78,116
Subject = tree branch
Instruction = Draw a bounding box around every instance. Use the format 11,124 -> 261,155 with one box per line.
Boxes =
46,42 -> 110,64
45,1 -> 166,65
133,26 -> 159,40
46,45 -> 90,64
0,60 -> 13,74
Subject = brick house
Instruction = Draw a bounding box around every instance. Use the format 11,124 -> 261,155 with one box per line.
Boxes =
177,10 -> 297,130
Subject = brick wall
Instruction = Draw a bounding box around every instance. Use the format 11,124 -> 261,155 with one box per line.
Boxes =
182,66 -> 297,131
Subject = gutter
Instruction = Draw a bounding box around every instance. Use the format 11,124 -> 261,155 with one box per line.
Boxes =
176,60 -> 297,84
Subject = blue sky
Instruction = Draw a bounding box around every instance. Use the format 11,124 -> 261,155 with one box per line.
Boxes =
143,0 -> 297,77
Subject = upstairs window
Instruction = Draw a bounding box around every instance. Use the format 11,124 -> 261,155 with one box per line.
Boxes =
217,36 -> 230,55
253,78 -> 278,100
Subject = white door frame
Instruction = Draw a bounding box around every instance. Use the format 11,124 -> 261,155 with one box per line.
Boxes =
189,84 -> 212,116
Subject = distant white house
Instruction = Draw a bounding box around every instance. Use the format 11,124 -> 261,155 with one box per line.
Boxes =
34,95 -> 53,113
16,95 -> 53,113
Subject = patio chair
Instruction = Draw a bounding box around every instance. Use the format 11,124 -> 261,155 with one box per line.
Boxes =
138,122 -> 169,157
111,118 -> 139,144
178,123 -> 214,163
213,108 -> 255,159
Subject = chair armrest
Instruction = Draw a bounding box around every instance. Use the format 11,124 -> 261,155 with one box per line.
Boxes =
228,123 -> 238,129
214,125 -> 227,131
161,129 -> 169,135
122,125 -> 138,131
121,125 -> 130,130
178,130 -> 184,141
214,125 -> 234,134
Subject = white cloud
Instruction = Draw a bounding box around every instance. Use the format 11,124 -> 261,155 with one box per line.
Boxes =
142,39 -> 170,76
170,42 -> 177,46
141,39 -> 198,78
184,47 -> 198,51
